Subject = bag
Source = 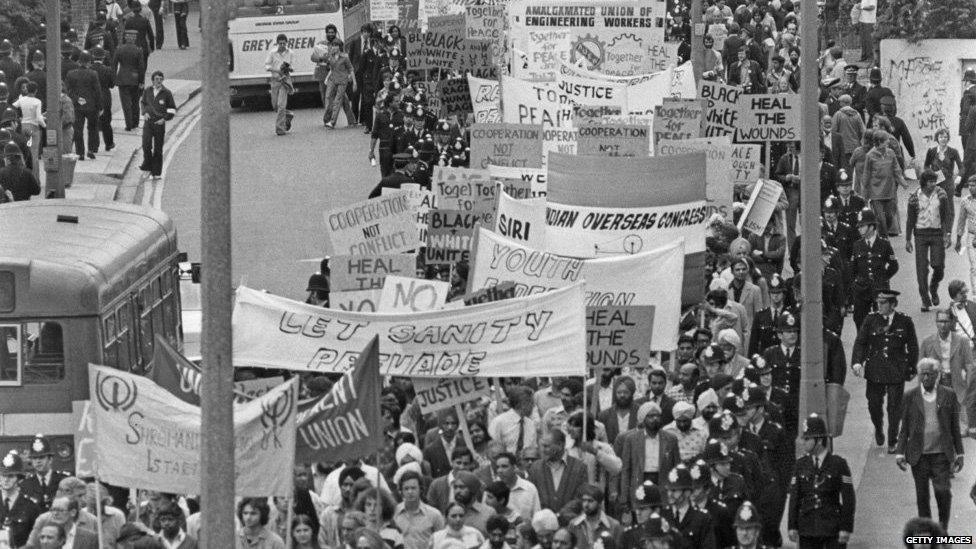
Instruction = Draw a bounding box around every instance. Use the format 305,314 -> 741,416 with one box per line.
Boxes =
850,2 -> 861,23
826,382 -> 851,437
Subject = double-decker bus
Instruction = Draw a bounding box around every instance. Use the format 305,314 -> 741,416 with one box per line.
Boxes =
0,200 -> 182,469
228,0 -> 369,106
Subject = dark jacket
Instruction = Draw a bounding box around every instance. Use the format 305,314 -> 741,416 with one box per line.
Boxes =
25,68 -> 48,109
113,42 -> 146,86
727,59 -> 765,93
906,186 -> 953,236
65,66 -> 103,113
0,56 -> 24,90
865,84 -> 893,120
0,492 -> 41,546
851,236 -> 898,292
19,470 -> 70,511
91,61 -> 116,107
896,385 -> 964,466
368,170 -> 415,199
598,403 -> 645,445
761,344 -> 800,435
788,453 -> 855,537
823,328 -> 847,386
960,85 -> 976,137
614,428 -> 680,510
526,454 -> 588,512
0,164 -> 41,201
123,13 -> 155,54
421,436 -> 453,479
835,193 -> 867,229
140,84 -> 176,122
660,505 -> 717,549
852,311 -> 919,384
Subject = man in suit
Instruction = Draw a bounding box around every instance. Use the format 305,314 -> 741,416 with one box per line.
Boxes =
728,45 -> 765,94
113,31 -> 145,131
44,496 -> 99,549
346,24 -> 372,129
895,358 -> 965,529
597,375 -> 643,445
90,46 -> 116,152
21,435 -> 69,511
423,408 -> 460,479
775,141 -> 802,244
746,225 -> 786,283
527,430 -> 587,512
0,451 -> 43,547
65,50 -> 103,160
614,401 -> 680,512
660,463 -> 717,549
920,309 -> 975,429
123,1 -> 155,65
850,208 -> 899,331
644,368 -> 676,427
853,290 -> 919,452
427,446 -> 475,513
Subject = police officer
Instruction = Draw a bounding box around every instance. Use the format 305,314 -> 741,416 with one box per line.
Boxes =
368,153 -> 418,198
661,464 -> 717,549
731,501 -> 770,549
742,359 -> 787,428
642,511 -> 684,549
710,411 -> 764,508
619,481 -> 664,548
20,434 -> 70,511
368,91 -> 399,177
787,413 -> 855,549
0,451 -> 42,547
822,197 -> 855,265
0,40 -> 23,91
738,385 -> 790,548
747,274 -> 787,357
90,46 -> 116,152
25,50 -> 47,111
702,439 -> 745,515
761,312 -> 800,440
851,208 -> 899,331
852,289 -> 919,452
690,459 -> 734,548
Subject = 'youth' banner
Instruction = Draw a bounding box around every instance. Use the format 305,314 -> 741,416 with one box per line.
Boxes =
89,365 -> 297,497
468,228 -> 684,349
232,284 -> 587,377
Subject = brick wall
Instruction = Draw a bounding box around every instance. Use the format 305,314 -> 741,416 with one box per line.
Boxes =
69,0 -> 97,44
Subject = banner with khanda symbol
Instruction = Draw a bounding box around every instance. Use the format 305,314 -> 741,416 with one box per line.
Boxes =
87,364 -> 297,497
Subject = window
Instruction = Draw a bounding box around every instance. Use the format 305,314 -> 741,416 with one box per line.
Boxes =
103,312 -> 118,368
103,305 -> 136,371
1,322 -> 65,386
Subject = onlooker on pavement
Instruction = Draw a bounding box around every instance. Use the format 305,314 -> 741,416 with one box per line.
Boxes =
90,46 -> 116,152
919,309 -> 976,436
265,34 -> 294,136
924,128 -> 963,198
173,0 -> 191,49
863,130 -> 906,236
65,51 -> 103,160
139,70 -> 176,179
12,81 -> 44,170
114,31 -> 146,131
0,142 -> 40,201
858,0 -> 877,63
831,94 -> 865,173
149,0 -> 165,49
895,358 -> 965,530
906,169 -> 953,310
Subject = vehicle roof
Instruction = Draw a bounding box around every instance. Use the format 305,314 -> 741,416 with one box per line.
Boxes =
0,200 -> 178,317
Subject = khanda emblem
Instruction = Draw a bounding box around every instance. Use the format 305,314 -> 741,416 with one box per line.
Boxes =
260,386 -> 295,450
94,370 -> 139,413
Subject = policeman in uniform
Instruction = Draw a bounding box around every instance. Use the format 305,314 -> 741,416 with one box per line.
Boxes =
742,359 -> 786,428
702,439 -> 745,514
747,274 -> 788,356
368,153 -> 419,198
19,434 -> 69,511
851,289 -> 919,452
661,464 -> 717,549
0,450 -> 42,547
787,414 -> 855,549
619,480 -> 664,548
710,411 -> 764,509
642,511 -> 684,548
368,91 -> 400,177
739,385 -> 790,548
822,197 -> 855,270
761,312 -> 801,440
851,208 -> 899,331
731,501 -> 769,549
690,458 -> 734,548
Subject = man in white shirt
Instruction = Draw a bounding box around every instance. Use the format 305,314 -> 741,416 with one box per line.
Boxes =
494,452 -> 540,521
489,385 -> 540,454
264,33 -> 294,136
858,0 -> 877,62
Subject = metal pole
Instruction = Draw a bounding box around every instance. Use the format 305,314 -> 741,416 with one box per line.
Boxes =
689,0 -> 704,83
798,0 -> 826,435
199,0 -> 235,543
45,0 -> 62,198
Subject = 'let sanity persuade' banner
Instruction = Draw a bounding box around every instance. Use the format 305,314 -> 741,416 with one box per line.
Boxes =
468,228 -> 683,349
324,192 -> 422,256
89,365 -> 297,496
232,284 -> 587,377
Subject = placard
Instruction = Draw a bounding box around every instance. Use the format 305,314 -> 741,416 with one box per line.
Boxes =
323,192 -> 422,256
369,0 -> 398,20
378,275 -> 450,312
235,376 -> 286,404
466,5 -> 505,40
331,254 -> 418,292
329,289 -> 384,312
73,400 -> 96,477
555,73 -> 629,108
459,281 -> 518,305
653,98 -> 703,152
738,178 -> 784,235
493,186 -> 547,248
470,123 -> 544,169
586,306 -> 654,369
656,137 -> 733,220
232,284 -> 588,377
699,80 -> 740,137
577,124 -> 650,157
468,74 -> 500,123
439,76 -> 474,118
488,164 -> 548,198
414,378 -> 491,413
735,93 -> 800,142
731,144 -> 763,189
431,166 -> 494,210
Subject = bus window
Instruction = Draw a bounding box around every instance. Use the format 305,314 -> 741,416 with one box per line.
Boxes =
139,288 -> 155,364
22,322 -> 65,384
103,312 -> 118,368
0,325 -> 21,385
117,304 -> 134,370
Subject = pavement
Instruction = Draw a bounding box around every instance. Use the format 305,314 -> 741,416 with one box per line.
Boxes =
57,6 -> 204,201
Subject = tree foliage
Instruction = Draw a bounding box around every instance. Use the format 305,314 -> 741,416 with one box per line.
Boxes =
0,0 -> 73,46
877,0 -> 976,42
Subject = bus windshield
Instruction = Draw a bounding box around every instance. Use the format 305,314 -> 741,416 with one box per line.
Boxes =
233,0 -> 340,17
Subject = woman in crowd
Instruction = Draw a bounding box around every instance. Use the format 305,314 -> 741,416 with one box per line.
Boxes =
429,502 -> 485,549
862,129 -> 906,236
292,514 -> 323,549
924,127 -> 964,197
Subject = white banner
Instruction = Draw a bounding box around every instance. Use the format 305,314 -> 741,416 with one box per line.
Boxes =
557,61 -> 697,118
324,191 -> 422,255
329,289 -> 383,312
555,72 -> 629,108
232,285 -> 587,377
656,136 -> 734,220
88,365 -> 296,497
488,164 -> 548,197
738,179 -> 784,236
468,74 -> 501,123
494,187 -> 548,248
501,76 -> 577,159
469,228 -> 683,349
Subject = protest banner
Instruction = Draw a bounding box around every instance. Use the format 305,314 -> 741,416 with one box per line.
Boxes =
234,376 -> 286,404
296,337 -> 385,463
73,400 -> 96,477
501,76 -> 578,158
735,93 -> 800,142
572,104 -> 623,125
699,80 -> 740,137
379,275 -> 450,312
586,306 -> 654,369
414,377 -> 491,414
422,80 -> 443,115
406,31 -> 434,71
439,77 -> 474,118
432,166 -> 493,210
468,228 -> 683,349
577,124 -> 649,157
466,4 -> 505,40
458,281 -> 518,305
492,185 -> 547,248
731,144 -> 763,190
369,0 -> 398,20
738,179 -> 784,235
426,208 -> 483,262
468,74 -> 500,123
90,364 -> 297,496
545,152 -> 708,304
656,137 -> 734,220
385,183 -> 436,243
399,0 -> 420,20
323,191 -> 421,256
470,123 -> 544,169
558,61 -> 697,118
555,72 -> 629,108
331,254 -> 418,292
508,0 -> 667,79
488,165 -> 548,197
491,176 -> 534,200
653,98 -> 703,152
232,283 -> 587,376
330,289 -> 384,312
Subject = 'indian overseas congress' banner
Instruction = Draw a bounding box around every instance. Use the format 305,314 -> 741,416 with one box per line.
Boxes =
232,284 -> 587,377
324,191 -> 422,256
88,365 -> 297,497
545,152 -> 708,305
469,228 -> 684,349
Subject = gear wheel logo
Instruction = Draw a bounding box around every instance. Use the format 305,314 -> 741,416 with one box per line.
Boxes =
571,33 -> 606,70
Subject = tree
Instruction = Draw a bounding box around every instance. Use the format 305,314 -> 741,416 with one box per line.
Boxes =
0,0 -> 73,47
876,0 -> 976,42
